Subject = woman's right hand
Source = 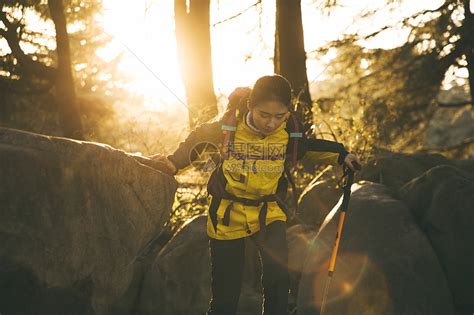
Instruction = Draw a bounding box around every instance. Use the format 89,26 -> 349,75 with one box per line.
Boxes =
149,153 -> 177,175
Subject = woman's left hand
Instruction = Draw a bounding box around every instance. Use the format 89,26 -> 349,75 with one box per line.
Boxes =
149,153 -> 177,175
343,153 -> 362,172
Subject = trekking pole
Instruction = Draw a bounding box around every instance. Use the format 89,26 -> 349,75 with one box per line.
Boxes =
320,161 -> 361,315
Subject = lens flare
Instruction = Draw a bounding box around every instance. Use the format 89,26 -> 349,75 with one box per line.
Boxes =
310,252 -> 390,314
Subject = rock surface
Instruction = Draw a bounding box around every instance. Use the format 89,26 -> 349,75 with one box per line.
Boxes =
400,165 -> 474,314
298,181 -> 455,315
0,127 -> 177,314
297,178 -> 342,231
355,152 -> 474,194
426,86 -> 473,149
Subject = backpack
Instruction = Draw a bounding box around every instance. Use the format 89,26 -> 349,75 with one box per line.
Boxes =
206,87 -> 306,233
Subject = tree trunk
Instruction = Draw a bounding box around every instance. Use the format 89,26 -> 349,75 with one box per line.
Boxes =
48,0 -> 84,140
274,0 -> 313,126
464,0 -> 474,107
174,0 -> 218,129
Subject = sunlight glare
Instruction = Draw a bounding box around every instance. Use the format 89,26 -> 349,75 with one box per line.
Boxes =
96,0 -> 454,115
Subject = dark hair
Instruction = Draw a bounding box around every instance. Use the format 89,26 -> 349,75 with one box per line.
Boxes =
220,74 -> 294,122
249,74 -> 292,109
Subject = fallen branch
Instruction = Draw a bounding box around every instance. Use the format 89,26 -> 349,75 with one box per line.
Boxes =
438,100 -> 472,108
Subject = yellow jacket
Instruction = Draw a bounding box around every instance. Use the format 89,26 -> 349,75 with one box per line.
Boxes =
167,115 -> 348,240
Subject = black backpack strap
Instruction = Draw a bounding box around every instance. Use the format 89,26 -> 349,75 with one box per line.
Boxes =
256,194 -> 279,235
258,201 -> 269,234
222,201 -> 234,226
207,159 -> 228,233
209,195 -> 222,233
288,112 -> 303,167
284,112 -> 304,222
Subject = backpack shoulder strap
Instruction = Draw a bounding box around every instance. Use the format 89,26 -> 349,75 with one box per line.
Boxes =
219,87 -> 250,160
220,109 -> 238,160
284,111 -> 305,221
285,111 -> 304,167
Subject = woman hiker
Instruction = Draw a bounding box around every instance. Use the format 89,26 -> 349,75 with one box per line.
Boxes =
150,74 -> 361,315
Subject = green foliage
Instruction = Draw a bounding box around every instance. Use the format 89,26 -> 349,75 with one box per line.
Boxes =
169,179 -> 209,234
311,0 -> 472,152
0,0 -> 125,140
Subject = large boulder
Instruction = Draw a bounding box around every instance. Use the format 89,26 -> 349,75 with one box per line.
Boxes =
0,127 -> 177,314
298,181 -> 455,315
355,152 -> 474,194
400,165 -> 474,314
425,86 -> 473,150
297,178 -> 342,231
296,152 -> 473,234
424,106 -> 474,149
138,215 -> 211,315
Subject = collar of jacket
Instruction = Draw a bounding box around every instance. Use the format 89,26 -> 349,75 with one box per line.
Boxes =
244,111 -> 287,137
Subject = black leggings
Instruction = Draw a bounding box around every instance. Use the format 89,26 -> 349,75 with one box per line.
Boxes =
206,220 -> 289,315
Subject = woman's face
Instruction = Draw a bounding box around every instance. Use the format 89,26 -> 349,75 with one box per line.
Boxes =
250,100 -> 289,134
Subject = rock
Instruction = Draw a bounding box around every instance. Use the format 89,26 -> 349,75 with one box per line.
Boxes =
426,85 -> 473,150
424,106 -> 474,149
399,165 -> 474,314
138,215 -> 211,315
436,85 -> 471,106
297,178 -> 342,231
297,181 -> 455,315
0,127 -> 177,314
356,151 -> 474,194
